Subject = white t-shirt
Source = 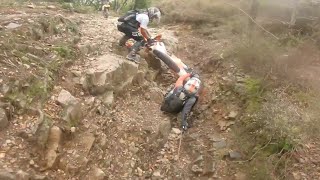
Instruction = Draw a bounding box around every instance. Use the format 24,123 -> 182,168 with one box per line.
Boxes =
136,13 -> 149,29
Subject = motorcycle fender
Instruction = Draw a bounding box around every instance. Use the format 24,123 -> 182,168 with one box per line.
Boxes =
151,42 -> 168,54
153,49 -> 181,75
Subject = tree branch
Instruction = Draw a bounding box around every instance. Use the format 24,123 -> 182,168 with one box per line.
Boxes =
224,2 -> 279,40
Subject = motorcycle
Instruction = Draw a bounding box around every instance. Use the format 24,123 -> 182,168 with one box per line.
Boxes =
125,34 -> 189,77
102,2 -> 111,19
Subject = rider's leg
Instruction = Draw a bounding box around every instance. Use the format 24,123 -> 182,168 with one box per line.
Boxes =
119,35 -> 130,47
181,96 -> 197,130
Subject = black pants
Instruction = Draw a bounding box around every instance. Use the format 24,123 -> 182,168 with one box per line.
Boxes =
161,92 -> 198,126
117,23 -> 144,52
161,93 -> 184,113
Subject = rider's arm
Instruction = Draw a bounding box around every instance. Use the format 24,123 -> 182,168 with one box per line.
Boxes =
137,14 -> 152,41
174,73 -> 191,88
139,27 -> 151,41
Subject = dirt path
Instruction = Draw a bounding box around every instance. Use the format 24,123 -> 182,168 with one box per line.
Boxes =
0,7 -> 247,180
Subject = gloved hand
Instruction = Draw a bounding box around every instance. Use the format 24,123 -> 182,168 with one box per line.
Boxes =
147,38 -> 156,46
190,71 -> 200,79
182,122 -> 188,131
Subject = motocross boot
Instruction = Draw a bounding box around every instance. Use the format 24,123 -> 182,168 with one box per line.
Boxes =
126,50 -> 140,63
182,122 -> 188,131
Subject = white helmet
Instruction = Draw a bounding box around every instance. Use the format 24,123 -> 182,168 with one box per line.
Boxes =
184,77 -> 201,95
148,7 -> 161,23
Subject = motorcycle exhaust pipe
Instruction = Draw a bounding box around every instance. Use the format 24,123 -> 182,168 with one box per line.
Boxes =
153,49 -> 185,76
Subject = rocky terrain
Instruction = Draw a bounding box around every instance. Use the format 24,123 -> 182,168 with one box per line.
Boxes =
1,2 -> 320,180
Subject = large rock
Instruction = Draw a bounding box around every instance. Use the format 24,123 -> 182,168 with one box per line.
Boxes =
88,167 -> 106,180
148,87 -> 164,104
46,126 -> 62,169
0,108 -> 8,131
63,103 -> 83,126
157,120 -> 171,139
34,111 -> 53,149
0,169 -> 16,180
83,55 -> 138,95
132,71 -> 146,86
101,91 -> 114,106
57,90 -> 78,107
145,69 -> 160,82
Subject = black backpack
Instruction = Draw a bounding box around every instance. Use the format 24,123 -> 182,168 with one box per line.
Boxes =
118,9 -> 147,28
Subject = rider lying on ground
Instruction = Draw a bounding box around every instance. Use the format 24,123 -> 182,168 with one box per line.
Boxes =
160,71 -> 202,131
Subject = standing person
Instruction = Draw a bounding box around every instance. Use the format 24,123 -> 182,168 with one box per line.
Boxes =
161,72 -> 202,131
117,7 -> 162,62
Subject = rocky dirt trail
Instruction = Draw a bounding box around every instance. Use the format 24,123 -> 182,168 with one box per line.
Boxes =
0,6 -> 251,180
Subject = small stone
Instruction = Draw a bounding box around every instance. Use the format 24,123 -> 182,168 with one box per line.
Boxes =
153,170 -> 161,177
227,111 -> 238,119
203,162 -> 216,175
191,164 -> 203,174
137,167 -> 143,177
229,151 -> 242,160
171,128 -> 181,134
129,146 -> 139,154
1,84 -> 11,95
70,127 -> 76,133
218,120 -> 235,131
89,167 -> 105,180
101,91 -> 114,106
5,139 -> 11,144
213,140 -> 227,149
193,155 -> 203,164
234,172 -> 247,180
0,108 -> 9,131
85,97 -> 95,106
57,89 -> 78,107
32,174 -> 47,180
27,4 -> 35,8
47,5 -> 56,9
208,134 -> 222,142
5,22 -> 21,29
0,153 -> 5,158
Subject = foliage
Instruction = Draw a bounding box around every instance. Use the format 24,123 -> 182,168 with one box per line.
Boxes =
134,0 -> 150,9
244,78 -> 263,113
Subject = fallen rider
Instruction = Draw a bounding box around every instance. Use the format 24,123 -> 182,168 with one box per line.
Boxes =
160,71 -> 202,131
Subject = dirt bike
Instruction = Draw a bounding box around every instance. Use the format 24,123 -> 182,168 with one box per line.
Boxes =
102,2 -> 111,19
125,34 -> 189,77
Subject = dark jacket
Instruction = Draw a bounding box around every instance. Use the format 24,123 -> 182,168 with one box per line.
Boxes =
161,73 -> 199,126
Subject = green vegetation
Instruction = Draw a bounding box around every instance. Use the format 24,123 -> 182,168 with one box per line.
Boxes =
244,78 -> 263,113
133,0 -> 150,9
53,45 -> 73,58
